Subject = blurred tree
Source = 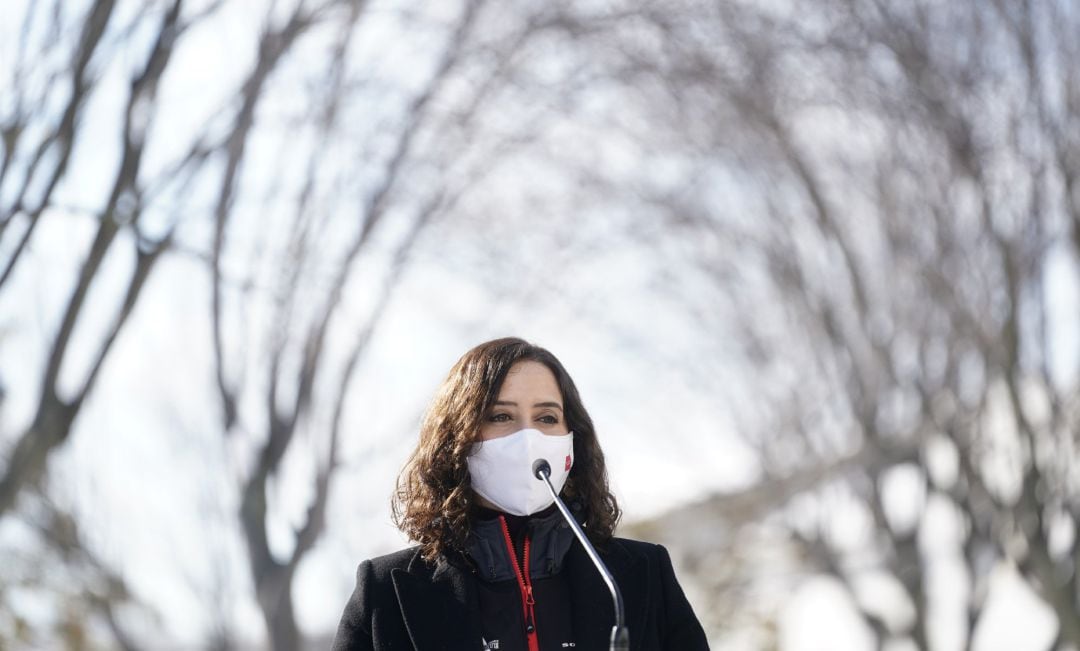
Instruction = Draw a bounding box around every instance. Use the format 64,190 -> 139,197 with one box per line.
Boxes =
0,0 -> 186,521
0,0 -> 591,643
199,0 -> 494,647
0,1 -> 197,645
596,0 -> 1080,648
0,490 -> 148,651
1,0 -> 568,648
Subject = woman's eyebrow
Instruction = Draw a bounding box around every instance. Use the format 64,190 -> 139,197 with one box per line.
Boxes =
492,400 -> 563,411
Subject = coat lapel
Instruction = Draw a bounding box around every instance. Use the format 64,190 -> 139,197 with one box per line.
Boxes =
566,539 -> 649,651
392,552 -> 482,650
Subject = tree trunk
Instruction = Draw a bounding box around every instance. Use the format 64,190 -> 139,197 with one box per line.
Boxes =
261,577 -> 301,651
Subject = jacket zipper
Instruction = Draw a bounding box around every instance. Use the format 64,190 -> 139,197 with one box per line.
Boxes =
499,515 -> 539,651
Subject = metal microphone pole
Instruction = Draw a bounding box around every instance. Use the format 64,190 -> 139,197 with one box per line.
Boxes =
532,459 -> 630,651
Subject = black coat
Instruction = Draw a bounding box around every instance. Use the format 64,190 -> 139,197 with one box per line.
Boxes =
331,537 -> 710,650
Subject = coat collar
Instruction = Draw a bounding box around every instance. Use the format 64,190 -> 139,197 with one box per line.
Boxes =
465,506 -> 576,582
391,538 -> 649,651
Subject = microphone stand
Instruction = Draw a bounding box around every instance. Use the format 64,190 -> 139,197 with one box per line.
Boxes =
533,459 -> 630,651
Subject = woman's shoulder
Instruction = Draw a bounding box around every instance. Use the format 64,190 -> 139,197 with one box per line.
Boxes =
359,545 -> 423,577
368,545 -> 423,566
605,537 -> 685,579
608,536 -> 669,558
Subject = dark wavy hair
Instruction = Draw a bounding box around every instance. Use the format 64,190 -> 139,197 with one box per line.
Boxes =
392,337 -> 621,562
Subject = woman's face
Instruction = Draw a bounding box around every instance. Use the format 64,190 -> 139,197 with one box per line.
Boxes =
478,360 -> 569,441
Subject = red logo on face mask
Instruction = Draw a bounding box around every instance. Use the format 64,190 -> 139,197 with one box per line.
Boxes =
564,455 -> 572,471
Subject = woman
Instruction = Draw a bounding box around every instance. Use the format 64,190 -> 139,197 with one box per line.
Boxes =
332,337 -> 709,650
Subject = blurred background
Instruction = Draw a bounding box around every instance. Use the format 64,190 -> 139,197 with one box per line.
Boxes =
2,0 -> 1079,648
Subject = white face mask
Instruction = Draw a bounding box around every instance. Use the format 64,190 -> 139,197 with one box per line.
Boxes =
467,428 -> 575,516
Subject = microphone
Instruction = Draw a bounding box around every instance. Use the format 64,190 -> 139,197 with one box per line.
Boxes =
532,458 -> 630,651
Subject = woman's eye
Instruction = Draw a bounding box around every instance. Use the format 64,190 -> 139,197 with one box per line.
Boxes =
489,413 -> 511,422
538,415 -> 559,424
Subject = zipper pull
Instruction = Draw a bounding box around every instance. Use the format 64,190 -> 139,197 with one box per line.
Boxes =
525,585 -> 536,633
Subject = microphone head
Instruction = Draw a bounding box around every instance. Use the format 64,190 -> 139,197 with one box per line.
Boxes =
532,458 -> 552,480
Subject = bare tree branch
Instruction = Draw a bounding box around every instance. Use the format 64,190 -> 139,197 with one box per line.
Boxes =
0,0 -> 184,518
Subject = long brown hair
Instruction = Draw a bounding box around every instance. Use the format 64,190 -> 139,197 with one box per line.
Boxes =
392,337 -> 621,561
